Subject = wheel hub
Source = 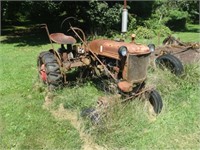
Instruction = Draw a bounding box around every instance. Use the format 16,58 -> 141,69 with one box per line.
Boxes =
40,64 -> 47,81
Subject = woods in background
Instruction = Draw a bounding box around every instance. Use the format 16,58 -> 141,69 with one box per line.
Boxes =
1,0 -> 199,37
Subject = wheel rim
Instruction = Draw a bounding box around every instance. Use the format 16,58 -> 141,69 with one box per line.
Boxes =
39,64 -> 47,82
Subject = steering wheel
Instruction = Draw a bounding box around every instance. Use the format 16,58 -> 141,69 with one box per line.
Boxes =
61,16 -> 87,46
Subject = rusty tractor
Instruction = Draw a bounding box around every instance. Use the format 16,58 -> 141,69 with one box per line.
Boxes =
37,22 -> 163,116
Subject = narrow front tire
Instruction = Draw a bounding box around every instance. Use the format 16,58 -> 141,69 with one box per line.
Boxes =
147,90 -> 163,114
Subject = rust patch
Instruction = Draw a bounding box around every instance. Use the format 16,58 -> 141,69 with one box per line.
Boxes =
88,39 -> 150,60
118,81 -> 132,92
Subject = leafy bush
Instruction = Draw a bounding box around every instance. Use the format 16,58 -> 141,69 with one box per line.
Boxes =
131,24 -> 171,40
135,26 -> 155,39
86,1 -> 122,35
144,19 -> 172,37
127,14 -> 172,40
154,25 -> 172,37
165,10 -> 188,31
128,15 -> 137,31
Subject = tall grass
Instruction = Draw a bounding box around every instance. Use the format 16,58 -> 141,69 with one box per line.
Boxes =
1,24 -> 199,149
88,64 -> 200,149
52,62 -> 200,149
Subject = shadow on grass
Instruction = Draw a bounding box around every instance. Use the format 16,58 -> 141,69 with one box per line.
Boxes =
171,24 -> 200,33
1,27 -> 50,47
63,68 -> 116,94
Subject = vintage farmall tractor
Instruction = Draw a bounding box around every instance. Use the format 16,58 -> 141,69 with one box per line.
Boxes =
37,19 -> 163,115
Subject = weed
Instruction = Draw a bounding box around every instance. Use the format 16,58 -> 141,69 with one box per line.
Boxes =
1,24 -> 199,149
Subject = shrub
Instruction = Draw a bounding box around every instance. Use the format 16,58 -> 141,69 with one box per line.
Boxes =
128,16 -> 137,31
154,25 -> 172,37
164,10 -> 188,31
135,26 -> 155,39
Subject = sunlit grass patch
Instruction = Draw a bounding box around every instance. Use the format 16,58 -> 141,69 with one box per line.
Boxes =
83,63 -> 200,149
0,41 -> 82,149
1,24 -> 199,149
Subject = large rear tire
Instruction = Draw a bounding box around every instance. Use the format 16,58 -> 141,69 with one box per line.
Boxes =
155,54 -> 184,76
37,51 -> 63,90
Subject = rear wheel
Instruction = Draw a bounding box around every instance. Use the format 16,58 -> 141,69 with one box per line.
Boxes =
155,54 -> 184,76
37,51 -> 63,90
148,90 -> 163,114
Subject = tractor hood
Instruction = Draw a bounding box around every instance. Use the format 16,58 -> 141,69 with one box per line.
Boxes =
88,39 -> 150,59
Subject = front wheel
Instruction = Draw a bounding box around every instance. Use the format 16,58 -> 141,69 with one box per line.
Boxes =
81,108 -> 101,124
155,54 -> 184,76
147,90 -> 163,114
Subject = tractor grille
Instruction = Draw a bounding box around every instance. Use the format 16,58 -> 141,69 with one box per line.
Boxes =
127,54 -> 150,83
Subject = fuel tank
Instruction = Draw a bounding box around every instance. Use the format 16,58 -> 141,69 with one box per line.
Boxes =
88,39 -> 150,60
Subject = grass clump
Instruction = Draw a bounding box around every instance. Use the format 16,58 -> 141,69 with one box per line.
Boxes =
83,63 -> 200,149
53,82 -> 103,111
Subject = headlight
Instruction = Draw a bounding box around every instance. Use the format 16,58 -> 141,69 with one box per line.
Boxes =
118,46 -> 127,56
148,44 -> 155,52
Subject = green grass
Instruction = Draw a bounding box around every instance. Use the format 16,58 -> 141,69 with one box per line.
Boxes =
172,24 -> 200,43
0,40 -> 82,149
52,65 -> 200,149
0,24 -> 200,149
135,24 -> 200,46
91,65 -> 200,149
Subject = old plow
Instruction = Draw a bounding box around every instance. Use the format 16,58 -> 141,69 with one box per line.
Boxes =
155,36 -> 200,64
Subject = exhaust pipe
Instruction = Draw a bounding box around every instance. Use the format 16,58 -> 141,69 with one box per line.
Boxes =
121,0 -> 128,33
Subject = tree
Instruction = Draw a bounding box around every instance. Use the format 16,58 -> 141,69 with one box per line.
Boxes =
1,1 -> 30,24
151,0 -> 198,30
1,1 -> 198,35
86,1 -> 122,35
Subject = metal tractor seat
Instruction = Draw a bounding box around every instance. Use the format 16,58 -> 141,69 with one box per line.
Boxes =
49,33 -> 76,44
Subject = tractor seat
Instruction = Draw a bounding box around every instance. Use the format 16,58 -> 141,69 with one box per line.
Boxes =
49,33 -> 76,44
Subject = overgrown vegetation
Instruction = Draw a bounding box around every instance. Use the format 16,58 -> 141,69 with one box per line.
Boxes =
2,1 -> 199,36
1,1 -> 200,149
1,23 -> 199,149
52,62 -> 200,149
